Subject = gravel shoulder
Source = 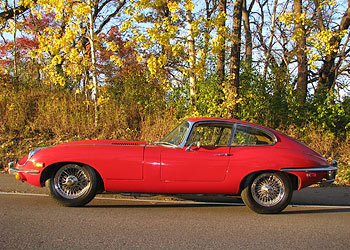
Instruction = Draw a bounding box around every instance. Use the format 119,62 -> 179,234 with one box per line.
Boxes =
1,173 -> 349,206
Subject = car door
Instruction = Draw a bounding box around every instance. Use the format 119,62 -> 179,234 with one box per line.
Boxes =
160,122 -> 233,182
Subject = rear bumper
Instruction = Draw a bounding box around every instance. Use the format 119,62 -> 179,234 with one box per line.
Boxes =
281,160 -> 338,184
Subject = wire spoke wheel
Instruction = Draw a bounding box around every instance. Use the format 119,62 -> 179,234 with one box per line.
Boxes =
251,173 -> 285,207
49,164 -> 98,206
241,172 -> 293,214
54,164 -> 91,199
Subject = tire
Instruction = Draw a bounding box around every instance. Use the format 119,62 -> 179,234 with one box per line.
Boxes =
241,172 -> 293,214
48,164 -> 98,207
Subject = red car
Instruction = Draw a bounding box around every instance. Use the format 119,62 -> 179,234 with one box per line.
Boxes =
9,118 -> 337,213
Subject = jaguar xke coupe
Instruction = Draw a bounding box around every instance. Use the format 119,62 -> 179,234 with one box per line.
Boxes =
9,118 -> 337,213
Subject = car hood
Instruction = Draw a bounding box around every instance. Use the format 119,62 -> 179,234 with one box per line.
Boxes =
54,140 -> 147,147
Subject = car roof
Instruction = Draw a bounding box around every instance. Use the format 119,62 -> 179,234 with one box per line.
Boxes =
185,117 -> 278,135
185,117 -> 261,127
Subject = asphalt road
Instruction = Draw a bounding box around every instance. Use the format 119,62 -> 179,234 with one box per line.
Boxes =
1,192 -> 350,250
1,173 -> 350,249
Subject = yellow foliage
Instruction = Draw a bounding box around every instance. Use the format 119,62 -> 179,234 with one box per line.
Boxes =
74,3 -> 91,17
172,44 -> 184,57
97,91 -> 111,106
167,1 -> 179,12
107,42 -> 120,52
120,20 -> 132,33
171,12 -> 180,22
319,0 -> 336,8
184,0 -> 194,11
19,0 -> 36,8
136,54 -> 143,63
158,54 -> 167,67
280,0 -> 345,67
110,55 -> 124,67
147,56 -> 157,76
23,0 -> 99,87
136,34 -> 146,43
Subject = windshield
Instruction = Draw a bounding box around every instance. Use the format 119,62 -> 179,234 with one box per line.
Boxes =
156,121 -> 190,147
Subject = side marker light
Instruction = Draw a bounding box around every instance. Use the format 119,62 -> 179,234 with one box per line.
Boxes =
15,173 -> 21,180
34,162 -> 45,168
306,172 -> 317,178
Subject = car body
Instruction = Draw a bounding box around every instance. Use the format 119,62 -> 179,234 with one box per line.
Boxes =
9,118 -> 337,213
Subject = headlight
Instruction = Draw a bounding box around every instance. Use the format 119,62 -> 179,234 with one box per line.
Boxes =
18,147 -> 47,167
28,148 -> 43,160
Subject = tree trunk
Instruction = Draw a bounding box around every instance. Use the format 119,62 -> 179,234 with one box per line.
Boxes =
186,8 -> 197,110
294,0 -> 308,103
13,0 -> 18,89
88,0 -> 99,128
242,0 -> 253,65
263,0 -> 278,81
228,0 -> 243,118
216,0 -> 227,86
199,0 -> 214,81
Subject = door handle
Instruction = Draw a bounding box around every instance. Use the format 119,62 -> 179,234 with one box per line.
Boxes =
215,153 -> 232,156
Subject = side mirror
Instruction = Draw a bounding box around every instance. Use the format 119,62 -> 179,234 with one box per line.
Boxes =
185,141 -> 201,151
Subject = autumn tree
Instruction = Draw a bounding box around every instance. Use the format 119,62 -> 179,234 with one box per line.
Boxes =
280,0 -> 350,104
1,0 -> 349,135
315,0 -> 350,101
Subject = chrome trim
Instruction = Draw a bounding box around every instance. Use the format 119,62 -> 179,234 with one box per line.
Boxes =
183,120 -> 235,148
8,161 -> 40,175
331,160 -> 338,167
12,169 -> 40,174
281,166 -> 338,172
8,161 -> 16,175
215,153 -> 232,156
281,161 -> 337,184
180,120 -> 196,148
231,123 -> 277,146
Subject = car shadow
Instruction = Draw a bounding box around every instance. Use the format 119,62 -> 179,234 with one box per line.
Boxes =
85,201 -> 350,214
85,203 -> 245,209
283,207 -> 350,214
84,202 -> 350,214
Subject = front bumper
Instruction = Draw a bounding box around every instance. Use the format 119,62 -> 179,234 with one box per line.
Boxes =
8,161 -> 40,175
281,160 -> 338,184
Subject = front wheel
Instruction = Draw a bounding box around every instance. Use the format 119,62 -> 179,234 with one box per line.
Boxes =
241,172 -> 293,214
48,164 -> 98,207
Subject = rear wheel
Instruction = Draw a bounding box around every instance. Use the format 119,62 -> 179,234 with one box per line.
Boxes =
241,172 -> 293,214
48,164 -> 98,207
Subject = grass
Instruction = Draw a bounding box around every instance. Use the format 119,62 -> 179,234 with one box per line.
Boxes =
0,86 -> 349,185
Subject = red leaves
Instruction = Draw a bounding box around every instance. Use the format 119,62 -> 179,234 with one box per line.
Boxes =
97,26 -> 145,81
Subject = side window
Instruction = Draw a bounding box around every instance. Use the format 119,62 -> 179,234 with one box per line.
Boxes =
231,125 -> 275,146
187,124 -> 233,147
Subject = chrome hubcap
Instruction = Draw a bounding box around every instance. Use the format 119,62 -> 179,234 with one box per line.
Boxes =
65,176 -> 78,186
54,164 -> 90,199
251,174 -> 285,207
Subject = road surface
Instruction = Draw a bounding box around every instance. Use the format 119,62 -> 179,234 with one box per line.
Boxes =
1,192 -> 350,249
1,173 -> 350,249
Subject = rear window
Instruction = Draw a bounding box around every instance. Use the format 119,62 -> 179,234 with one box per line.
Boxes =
231,125 -> 275,146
